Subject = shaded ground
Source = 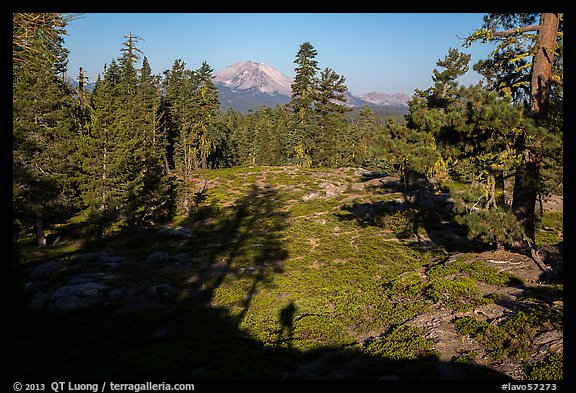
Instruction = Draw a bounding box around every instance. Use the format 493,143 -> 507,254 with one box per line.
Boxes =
13,166 -> 563,381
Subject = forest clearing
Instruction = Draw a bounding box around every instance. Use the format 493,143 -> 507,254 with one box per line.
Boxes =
14,166 -> 563,380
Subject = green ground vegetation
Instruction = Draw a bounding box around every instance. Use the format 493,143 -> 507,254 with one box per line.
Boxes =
14,166 -> 562,380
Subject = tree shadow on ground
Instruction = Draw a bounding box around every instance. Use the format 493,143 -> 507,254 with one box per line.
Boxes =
338,172 -> 489,253
12,183 -> 510,383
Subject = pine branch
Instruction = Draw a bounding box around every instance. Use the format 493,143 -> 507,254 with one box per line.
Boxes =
491,24 -> 541,37
550,75 -> 563,86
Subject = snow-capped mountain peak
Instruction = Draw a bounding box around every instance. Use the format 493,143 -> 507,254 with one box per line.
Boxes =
212,60 -> 409,113
213,60 -> 293,96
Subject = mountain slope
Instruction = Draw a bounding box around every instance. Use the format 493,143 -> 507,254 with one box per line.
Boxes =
358,92 -> 410,107
217,84 -> 291,113
212,61 -> 410,113
214,60 -> 292,96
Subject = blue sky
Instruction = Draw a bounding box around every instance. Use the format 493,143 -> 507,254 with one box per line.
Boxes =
64,13 -> 497,96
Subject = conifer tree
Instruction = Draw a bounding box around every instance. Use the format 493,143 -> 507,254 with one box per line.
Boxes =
290,41 -> 320,166
350,106 -> 385,168
136,57 -> 175,224
407,49 -> 526,249
13,13 -> 73,75
313,67 -> 351,167
193,61 -> 220,170
76,33 -> 171,237
77,62 -> 127,238
13,13 -> 78,247
465,13 -> 563,243
161,59 -> 201,215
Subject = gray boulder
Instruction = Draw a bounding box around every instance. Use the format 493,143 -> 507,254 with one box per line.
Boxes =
50,282 -> 108,312
322,182 -> 348,198
302,192 -> 320,202
146,251 -> 172,263
99,253 -> 127,266
72,252 -> 103,263
66,272 -> 116,285
159,226 -> 195,238
29,292 -> 51,310
71,251 -> 126,266
30,260 -> 64,279
173,252 -> 192,263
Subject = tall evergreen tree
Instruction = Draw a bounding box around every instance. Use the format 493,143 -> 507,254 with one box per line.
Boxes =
349,106 -> 385,168
76,33 -> 171,237
465,13 -> 563,244
313,67 -> 351,167
77,63 -> 127,239
193,61 -> 220,170
13,13 -> 73,75
290,41 -> 320,166
13,13 -> 78,247
407,49 -> 526,249
135,57 -> 175,224
161,59 -> 200,215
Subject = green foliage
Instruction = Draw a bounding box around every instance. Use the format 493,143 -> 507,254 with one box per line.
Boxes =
293,315 -> 356,351
535,211 -> 563,246
455,203 -> 524,249
525,353 -> 563,380
290,41 -> 320,165
193,61 -> 221,169
454,306 -> 562,362
429,47 -> 471,109
74,34 -> 176,238
13,14 -> 79,246
427,258 -> 519,287
454,316 -> 489,335
465,13 -> 563,242
223,105 -> 293,167
365,325 -> 436,361
376,209 -> 417,238
15,163 -> 562,380
424,277 -> 490,312
312,67 -> 352,167
381,271 -> 428,303
13,13 -> 73,74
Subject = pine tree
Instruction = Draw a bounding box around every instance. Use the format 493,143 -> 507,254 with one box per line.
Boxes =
76,33 -> 170,237
193,61 -> 220,170
13,13 -> 78,247
465,13 -> 563,243
407,48 -> 526,249
161,59 -> 198,215
136,57 -> 176,224
313,67 -> 351,167
350,106 -> 384,168
290,41 -> 320,166
13,13 -> 73,75
77,64 -> 126,238
428,48 -> 471,109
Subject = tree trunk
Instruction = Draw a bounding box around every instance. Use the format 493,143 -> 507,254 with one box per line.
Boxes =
486,172 -> 497,209
495,170 -> 505,207
512,143 -> 540,241
35,212 -> 46,247
529,13 -> 560,117
512,13 -> 559,242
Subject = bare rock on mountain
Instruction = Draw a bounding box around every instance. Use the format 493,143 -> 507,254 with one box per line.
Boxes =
214,60 -> 293,96
358,91 -> 410,106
